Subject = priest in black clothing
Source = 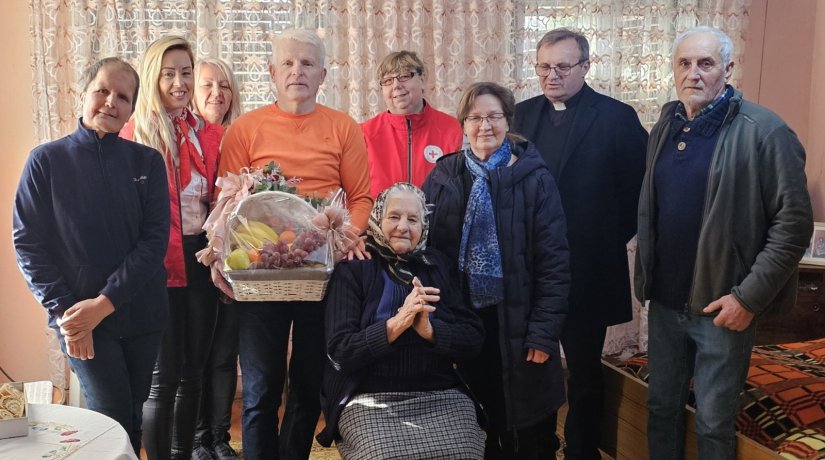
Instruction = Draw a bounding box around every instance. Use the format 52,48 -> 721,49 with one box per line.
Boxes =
513,28 -> 648,460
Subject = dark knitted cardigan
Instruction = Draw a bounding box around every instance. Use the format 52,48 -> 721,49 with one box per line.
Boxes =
316,250 -> 484,446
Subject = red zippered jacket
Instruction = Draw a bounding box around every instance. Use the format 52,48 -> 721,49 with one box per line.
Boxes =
361,101 -> 462,198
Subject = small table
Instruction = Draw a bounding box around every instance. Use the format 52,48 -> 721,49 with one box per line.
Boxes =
0,403 -> 136,460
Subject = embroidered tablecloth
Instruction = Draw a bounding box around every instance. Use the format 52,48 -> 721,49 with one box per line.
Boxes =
0,403 -> 136,460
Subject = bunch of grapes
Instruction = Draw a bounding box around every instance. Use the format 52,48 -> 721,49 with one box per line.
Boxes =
250,229 -> 327,269
293,229 -> 326,254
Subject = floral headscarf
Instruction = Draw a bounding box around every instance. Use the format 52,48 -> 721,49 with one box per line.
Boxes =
366,182 -> 435,284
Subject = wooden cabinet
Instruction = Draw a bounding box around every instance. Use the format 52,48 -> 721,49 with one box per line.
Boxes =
755,263 -> 825,345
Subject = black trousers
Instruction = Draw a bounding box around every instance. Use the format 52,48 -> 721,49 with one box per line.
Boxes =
195,299 -> 240,447
237,300 -> 325,460
560,315 -> 607,460
465,306 -> 560,460
142,235 -> 219,460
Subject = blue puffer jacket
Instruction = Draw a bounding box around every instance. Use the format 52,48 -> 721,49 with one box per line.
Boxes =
423,140 -> 570,429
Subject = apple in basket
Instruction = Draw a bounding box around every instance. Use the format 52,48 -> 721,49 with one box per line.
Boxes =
226,248 -> 251,270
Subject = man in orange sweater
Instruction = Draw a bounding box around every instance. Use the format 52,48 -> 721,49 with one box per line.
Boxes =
217,28 -> 371,460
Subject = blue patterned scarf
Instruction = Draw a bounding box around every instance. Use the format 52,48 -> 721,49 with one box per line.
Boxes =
460,142 -> 511,308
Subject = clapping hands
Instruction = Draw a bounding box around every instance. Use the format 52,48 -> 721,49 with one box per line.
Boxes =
386,277 -> 439,342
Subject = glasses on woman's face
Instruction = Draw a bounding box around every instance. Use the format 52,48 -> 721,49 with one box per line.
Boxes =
379,72 -> 418,87
534,59 -> 587,77
464,113 -> 506,126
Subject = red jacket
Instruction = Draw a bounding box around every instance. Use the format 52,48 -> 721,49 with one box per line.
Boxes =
121,113 -> 224,287
361,101 -> 463,198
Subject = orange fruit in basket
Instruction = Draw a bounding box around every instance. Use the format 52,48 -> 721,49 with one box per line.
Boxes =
279,230 -> 297,245
247,249 -> 260,263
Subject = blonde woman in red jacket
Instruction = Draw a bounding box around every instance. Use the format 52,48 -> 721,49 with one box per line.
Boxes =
191,57 -> 243,460
120,35 -> 224,460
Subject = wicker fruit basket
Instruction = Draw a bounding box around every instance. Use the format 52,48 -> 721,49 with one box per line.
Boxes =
222,191 -> 333,302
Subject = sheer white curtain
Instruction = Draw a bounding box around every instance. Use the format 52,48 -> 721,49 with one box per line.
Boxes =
28,0 -> 752,383
29,0 -> 752,143
292,0 -> 519,122
29,0 -> 293,143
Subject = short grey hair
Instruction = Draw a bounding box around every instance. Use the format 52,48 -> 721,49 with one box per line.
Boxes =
673,26 -> 733,66
271,28 -> 326,68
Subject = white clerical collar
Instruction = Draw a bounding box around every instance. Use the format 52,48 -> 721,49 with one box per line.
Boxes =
552,102 -> 566,111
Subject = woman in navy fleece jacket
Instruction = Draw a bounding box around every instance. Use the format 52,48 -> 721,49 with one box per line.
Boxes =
13,57 -> 170,455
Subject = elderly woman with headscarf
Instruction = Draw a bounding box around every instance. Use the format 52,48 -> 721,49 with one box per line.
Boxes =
423,81 -> 570,459
317,182 -> 485,459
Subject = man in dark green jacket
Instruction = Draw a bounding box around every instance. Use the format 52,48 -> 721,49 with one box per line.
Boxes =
635,26 -> 813,460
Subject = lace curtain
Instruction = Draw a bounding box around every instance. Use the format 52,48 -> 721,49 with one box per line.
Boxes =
29,0 -> 752,384
30,0 -> 751,143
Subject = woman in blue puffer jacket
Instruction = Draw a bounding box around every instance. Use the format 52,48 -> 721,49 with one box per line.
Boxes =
423,81 -> 571,459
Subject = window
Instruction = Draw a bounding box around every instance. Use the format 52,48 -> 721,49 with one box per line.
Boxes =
518,2 -> 680,128
31,0 -> 749,143
115,1 -> 293,112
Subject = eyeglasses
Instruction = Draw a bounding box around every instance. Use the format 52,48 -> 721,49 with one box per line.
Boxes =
464,113 -> 506,125
534,59 -> 587,77
379,72 -> 418,87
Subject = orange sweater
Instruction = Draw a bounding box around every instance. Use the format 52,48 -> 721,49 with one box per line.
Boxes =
219,103 -> 372,232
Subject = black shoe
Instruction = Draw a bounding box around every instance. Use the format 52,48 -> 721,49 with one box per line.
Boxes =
192,444 -> 217,460
212,441 -> 240,460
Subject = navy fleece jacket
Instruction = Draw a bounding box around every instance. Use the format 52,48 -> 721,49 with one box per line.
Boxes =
13,120 -> 170,335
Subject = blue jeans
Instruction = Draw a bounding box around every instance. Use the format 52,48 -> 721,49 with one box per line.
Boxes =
646,302 -> 755,460
238,300 -> 325,460
59,328 -> 163,455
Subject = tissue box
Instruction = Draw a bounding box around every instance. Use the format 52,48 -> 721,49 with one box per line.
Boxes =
0,382 -> 28,439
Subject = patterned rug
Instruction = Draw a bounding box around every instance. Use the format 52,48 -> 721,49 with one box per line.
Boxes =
612,338 -> 825,460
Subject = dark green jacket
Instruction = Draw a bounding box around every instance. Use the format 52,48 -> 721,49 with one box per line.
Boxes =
635,89 -> 813,316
